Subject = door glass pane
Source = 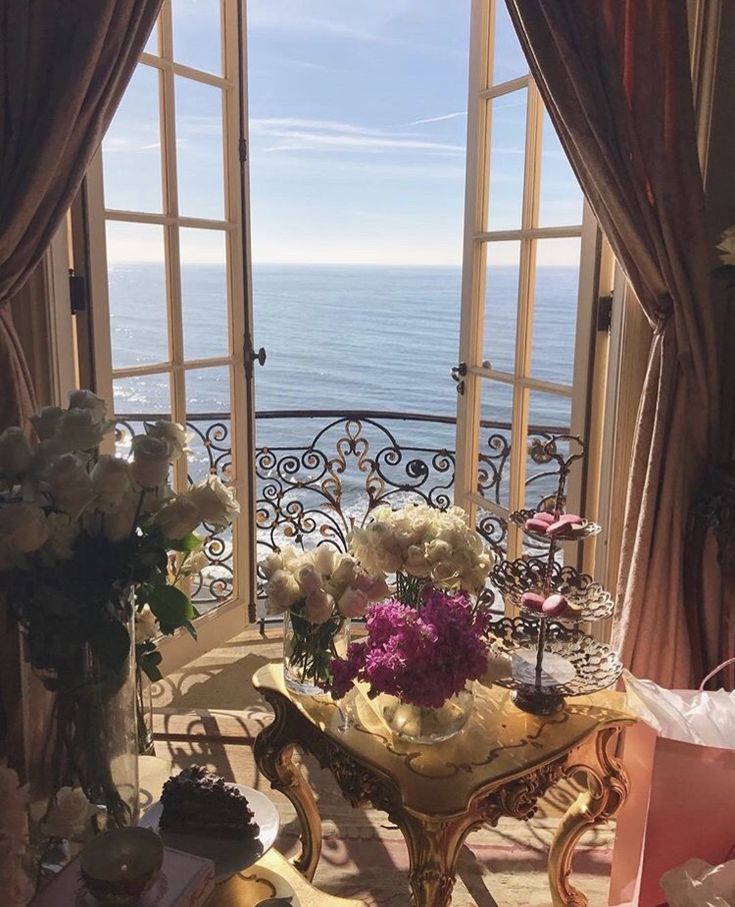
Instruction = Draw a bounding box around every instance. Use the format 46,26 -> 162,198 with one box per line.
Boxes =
180,229 -> 228,360
102,65 -> 162,213
486,89 -> 527,231
530,238 -> 581,386
525,390 -> 571,511
538,110 -> 583,227
479,379 -> 514,509
106,222 -> 169,369
175,77 -> 225,219
113,374 -> 172,458
185,365 -> 232,481
484,241 -> 519,374
173,0 -> 222,75
492,0 -> 528,85
144,22 -> 159,55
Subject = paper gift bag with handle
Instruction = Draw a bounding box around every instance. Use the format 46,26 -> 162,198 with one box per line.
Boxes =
609,660 -> 735,907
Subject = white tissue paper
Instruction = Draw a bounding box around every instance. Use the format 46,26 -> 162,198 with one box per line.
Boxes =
623,670 -> 735,747
660,858 -> 735,907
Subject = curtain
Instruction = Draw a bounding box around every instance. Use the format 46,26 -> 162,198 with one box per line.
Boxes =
505,0 -> 720,687
0,0 -> 162,767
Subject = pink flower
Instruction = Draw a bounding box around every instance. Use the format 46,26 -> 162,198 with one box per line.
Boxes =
329,589 -> 489,708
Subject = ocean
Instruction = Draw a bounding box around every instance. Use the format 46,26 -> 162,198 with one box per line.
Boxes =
110,262 -> 577,439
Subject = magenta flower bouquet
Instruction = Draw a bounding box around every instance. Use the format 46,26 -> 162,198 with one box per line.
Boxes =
330,587 -> 490,710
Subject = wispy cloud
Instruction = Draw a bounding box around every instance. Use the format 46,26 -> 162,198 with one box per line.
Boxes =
250,117 -> 465,155
401,111 -> 467,127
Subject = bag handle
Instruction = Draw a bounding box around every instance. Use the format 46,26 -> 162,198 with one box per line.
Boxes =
699,657 -> 735,691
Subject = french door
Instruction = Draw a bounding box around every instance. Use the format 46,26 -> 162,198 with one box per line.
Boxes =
82,0 -> 256,671
454,0 -> 613,597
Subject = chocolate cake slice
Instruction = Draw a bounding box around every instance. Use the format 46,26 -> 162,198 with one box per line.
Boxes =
159,766 -> 260,839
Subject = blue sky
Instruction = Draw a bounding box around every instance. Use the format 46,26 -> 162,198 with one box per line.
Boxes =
102,0 -> 582,266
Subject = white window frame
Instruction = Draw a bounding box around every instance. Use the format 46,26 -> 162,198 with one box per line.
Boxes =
455,0 -> 613,599
80,0 -> 255,673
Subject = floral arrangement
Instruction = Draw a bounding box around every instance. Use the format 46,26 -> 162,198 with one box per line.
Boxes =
330,588 -> 490,708
0,766 -> 33,906
348,504 -> 494,605
0,390 -> 239,832
261,544 -> 388,688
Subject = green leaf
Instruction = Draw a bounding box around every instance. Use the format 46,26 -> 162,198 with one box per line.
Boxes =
90,620 -> 131,672
168,533 -> 203,553
139,649 -> 163,682
183,620 -> 198,641
148,585 -> 195,632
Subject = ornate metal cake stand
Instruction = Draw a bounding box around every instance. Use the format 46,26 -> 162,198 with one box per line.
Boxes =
487,616 -> 623,715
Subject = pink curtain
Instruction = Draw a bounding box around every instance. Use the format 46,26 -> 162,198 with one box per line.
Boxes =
505,0 -> 720,686
0,0 -> 161,766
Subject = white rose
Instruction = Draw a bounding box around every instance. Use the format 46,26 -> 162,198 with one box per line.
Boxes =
28,438 -> 64,480
68,389 -> 107,423
312,545 -> 337,577
338,587 -> 368,618
330,554 -> 356,587
135,604 -> 159,643
91,455 -> 131,513
426,539 -> 452,564
44,512 -> 77,560
55,408 -> 105,452
45,454 -> 94,516
130,434 -> 173,489
354,572 -> 390,601
0,428 -> 32,475
154,497 -> 201,540
0,503 -> 48,554
260,551 -> 283,579
182,548 -> 208,576
42,787 -> 99,841
30,406 -> 63,441
717,225 -> 735,266
144,420 -> 190,461
405,544 -> 431,578
304,589 -> 334,624
265,569 -> 302,614
297,564 -> 323,595
101,493 -> 140,542
186,475 -> 239,530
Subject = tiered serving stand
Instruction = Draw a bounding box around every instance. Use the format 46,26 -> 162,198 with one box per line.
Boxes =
488,436 -> 623,715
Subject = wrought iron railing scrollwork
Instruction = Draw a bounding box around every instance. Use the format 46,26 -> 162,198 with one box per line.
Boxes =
115,409 -> 569,613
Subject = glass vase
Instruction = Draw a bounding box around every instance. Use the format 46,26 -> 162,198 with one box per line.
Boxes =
375,687 -> 475,744
136,666 -> 156,757
283,608 -> 350,696
21,596 -> 139,873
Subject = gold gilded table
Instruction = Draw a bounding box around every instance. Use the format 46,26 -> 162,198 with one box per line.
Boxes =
253,664 -> 634,907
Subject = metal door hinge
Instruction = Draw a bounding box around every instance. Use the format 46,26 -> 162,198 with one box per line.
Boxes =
68,269 -> 87,314
451,361 -> 467,395
239,138 -> 248,164
597,292 -> 613,332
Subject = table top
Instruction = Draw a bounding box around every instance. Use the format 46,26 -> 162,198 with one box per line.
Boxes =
210,848 -> 364,906
253,663 -> 634,817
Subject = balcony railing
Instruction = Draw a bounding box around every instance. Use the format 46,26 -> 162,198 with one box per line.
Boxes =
115,409 -> 570,611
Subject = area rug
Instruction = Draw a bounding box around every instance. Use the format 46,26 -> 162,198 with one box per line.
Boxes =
150,630 -> 614,906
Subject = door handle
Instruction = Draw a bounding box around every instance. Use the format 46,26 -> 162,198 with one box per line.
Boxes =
247,346 -> 267,367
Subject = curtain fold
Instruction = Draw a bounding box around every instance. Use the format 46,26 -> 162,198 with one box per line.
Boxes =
0,0 -> 162,431
0,0 -> 161,767
505,0 -> 720,686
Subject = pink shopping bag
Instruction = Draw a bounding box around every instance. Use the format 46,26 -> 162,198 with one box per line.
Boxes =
609,662 -> 735,907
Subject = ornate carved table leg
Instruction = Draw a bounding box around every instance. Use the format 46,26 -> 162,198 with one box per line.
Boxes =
548,726 -> 630,907
396,812 -> 474,907
254,692 -> 322,881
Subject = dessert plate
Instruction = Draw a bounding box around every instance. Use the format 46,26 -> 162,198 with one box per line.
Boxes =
139,785 -> 280,882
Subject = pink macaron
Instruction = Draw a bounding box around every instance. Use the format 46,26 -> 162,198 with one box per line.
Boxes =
541,593 -> 569,617
545,513 -> 583,537
521,591 -> 545,612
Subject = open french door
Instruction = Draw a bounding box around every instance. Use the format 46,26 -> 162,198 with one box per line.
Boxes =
77,0 -> 256,673
454,0 -> 614,607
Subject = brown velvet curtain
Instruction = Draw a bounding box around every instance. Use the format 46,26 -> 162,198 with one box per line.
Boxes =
505,0 -> 720,687
0,0 -> 162,767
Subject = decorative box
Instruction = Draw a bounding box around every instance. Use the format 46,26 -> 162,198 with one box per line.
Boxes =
31,846 -> 215,906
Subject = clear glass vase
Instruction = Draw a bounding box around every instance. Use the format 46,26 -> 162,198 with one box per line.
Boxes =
21,596 -> 139,873
376,687 -> 475,744
283,608 -> 350,696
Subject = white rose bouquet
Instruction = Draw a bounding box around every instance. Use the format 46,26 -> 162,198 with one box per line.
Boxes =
348,503 -> 494,606
0,390 -> 240,834
260,544 -> 388,691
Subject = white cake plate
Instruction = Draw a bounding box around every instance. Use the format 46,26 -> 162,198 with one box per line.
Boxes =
139,785 -> 280,882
